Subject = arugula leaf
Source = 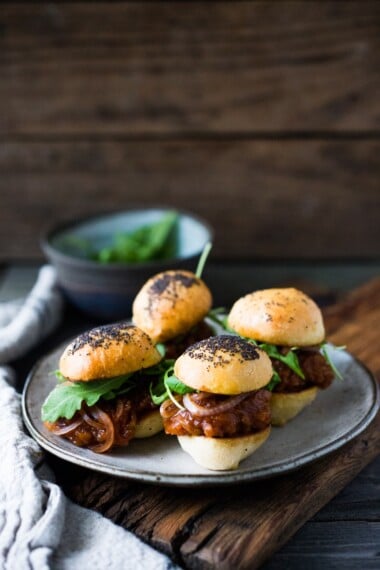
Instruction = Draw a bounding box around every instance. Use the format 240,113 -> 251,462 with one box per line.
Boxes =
96,211 -> 178,264
195,242 -> 212,278
41,374 -> 135,423
265,370 -> 281,392
320,342 -> 344,380
155,343 -> 166,358
149,365 -> 194,408
163,368 -> 187,411
165,373 -> 194,395
149,376 -> 168,405
256,343 -> 305,379
50,370 -> 66,383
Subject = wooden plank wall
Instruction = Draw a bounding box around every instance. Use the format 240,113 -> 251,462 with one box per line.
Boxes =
0,2 -> 379,260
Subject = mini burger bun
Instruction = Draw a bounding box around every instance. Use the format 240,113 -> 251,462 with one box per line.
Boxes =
174,335 -> 273,395
59,324 -> 162,382
228,287 -> 325,347
271,387 -> 319,426
135,410 -> 164,438
178,427 -> 271,470
132,270 -> 212,343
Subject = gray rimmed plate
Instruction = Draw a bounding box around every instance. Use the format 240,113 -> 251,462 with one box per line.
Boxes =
22,345 -> 379,487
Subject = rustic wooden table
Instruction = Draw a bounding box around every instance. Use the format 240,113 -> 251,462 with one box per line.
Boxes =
1,263 -> 379,569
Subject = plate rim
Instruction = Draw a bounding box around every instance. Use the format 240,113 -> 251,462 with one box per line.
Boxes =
22,345 -> 380,487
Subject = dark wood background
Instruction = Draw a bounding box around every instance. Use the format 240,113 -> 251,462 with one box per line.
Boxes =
1,1 -> 379,260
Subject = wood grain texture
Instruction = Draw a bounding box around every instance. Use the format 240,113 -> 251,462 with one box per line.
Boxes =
0,139 -> 379,260
54,278 -> 380,570
312,457 -> 380,522
1,2 -> 379,135
263,521 -> 380,570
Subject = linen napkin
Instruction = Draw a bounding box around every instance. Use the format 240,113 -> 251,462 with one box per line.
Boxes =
0,266 -> 178,570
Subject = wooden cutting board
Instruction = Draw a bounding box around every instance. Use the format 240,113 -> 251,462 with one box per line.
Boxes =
55,278 -> 380,569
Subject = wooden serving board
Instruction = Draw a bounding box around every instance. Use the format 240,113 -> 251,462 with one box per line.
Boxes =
53,279 -> 380,569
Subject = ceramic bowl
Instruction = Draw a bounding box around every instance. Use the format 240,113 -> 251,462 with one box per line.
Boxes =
42,208 -> 213,320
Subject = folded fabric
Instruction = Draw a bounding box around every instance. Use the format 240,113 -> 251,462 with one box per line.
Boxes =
0,266 -> 178,570
0,265 -> 63,364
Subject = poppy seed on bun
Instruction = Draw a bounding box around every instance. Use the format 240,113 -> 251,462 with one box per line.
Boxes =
59,323 -> 162,382
174,335 -> 273,395
132,270 -> 212,343
228,288 -> 325,347
227,287 -> 332,427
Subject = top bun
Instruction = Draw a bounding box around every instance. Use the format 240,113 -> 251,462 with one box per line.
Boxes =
228,287 -> 325,347
60,324 -> 162,382
132,270 -> 212,343
174,335 -> 273,395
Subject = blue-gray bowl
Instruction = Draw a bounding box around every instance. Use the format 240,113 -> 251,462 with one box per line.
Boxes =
41,208 -> 213,320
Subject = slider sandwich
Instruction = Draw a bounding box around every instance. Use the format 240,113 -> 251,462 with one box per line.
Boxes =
228,288 -> 338,426
42,324 -> 165,453
157,335 -> 273,470
132,269 -> 213,358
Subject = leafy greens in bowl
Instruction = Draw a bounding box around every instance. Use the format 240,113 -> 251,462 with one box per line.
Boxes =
41,208 -> 213,320
59,211 -> 179,264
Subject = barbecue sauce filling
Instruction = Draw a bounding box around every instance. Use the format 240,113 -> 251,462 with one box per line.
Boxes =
161,390 -> 271,438
272,348 -> 335,393
45,380 -> 157,454
160,335 -> 272,438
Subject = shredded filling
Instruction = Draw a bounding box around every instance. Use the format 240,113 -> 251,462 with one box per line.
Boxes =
45,385 -> 157,453
161,389 -> 271,437
273,349 -> 335,393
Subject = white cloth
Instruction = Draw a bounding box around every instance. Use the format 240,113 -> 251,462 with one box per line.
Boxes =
0,266 -> 63,363
0,266 -> 177,570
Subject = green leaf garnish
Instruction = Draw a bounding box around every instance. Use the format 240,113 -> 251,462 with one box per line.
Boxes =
266,370 -> 281,392
149,364 -> 194,408
320,342 -> 345,380
252,342 -> 305,379
156,343 -> 166,357
165,372 -> 194,396
61,212 -> 179,265
163,368 -> 187,411
149,376 -> 168,405
195,242 -> 212,279
50,370 -> 66,383
42,373 -> 136,423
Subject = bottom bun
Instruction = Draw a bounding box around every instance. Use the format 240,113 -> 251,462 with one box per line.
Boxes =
134,410 -> 163,439
271,387 -> 319,426
178,427 -> 271,471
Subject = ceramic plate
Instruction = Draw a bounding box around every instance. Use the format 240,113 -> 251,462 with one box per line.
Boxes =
22,345 -> 379,486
